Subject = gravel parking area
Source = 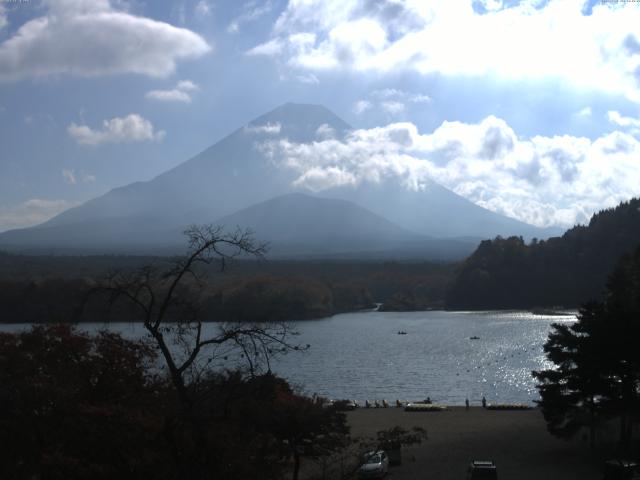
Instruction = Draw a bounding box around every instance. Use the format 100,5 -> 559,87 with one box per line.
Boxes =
345,407 -> 603,480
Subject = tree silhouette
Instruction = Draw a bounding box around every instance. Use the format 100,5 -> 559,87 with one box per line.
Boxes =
92,225 -> 303,407
533,245 -> 640,450
532,302 -> 609,446
89,225 -> 308,478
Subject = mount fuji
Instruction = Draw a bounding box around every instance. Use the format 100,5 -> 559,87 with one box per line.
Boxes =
0,103 -> 559,258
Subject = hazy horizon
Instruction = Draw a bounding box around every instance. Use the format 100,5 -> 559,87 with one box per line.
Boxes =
1,0 -> 640,238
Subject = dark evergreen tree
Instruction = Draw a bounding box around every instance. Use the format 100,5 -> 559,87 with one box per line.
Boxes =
533,246 -> 640,450
532,302 -> 609,447
599,247 -> 640,448
448,198 -> 640,309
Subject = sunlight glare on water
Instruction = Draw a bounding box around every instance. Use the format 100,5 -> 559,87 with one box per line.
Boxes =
269,310 -> 575,405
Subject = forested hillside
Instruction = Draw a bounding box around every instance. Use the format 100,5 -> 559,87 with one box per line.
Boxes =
447,198 -> 640,309
0,254 -> 453,323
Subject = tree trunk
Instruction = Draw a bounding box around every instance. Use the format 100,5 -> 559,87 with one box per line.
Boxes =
163,416 -> 188,479
147,325 -> 192,409
147,327 -> 211,479
625,411 -> 633,453
589,396 -> 595,449
292,445 -> 300,480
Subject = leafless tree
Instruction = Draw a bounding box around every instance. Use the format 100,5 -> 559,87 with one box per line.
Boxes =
91,224 -> 304,409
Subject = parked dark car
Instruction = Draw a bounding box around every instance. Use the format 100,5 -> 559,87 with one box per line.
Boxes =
466,460 -> 497,480
332,399 -> 358,411
603,460 -> 640,480
380,440 -> 401,466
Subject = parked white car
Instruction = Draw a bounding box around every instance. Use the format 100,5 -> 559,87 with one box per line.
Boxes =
358,450 -> 389,479
466,460 -> 497,479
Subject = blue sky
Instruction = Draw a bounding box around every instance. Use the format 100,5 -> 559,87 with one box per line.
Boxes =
0,0 -> 639,232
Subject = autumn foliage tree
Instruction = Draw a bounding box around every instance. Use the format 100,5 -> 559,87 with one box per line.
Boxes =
0,325 -> 351,480
0,324 -> 167,480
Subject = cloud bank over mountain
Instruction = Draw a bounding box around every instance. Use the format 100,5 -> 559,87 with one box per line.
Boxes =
0,103 -> 558,249
261,115 -> 640,228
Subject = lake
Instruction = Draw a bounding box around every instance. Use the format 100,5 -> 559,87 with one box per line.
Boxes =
272,310 -> 575,406
1,310 -> 575,406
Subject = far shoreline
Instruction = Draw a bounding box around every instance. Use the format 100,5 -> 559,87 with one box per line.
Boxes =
0,307 -> 578,325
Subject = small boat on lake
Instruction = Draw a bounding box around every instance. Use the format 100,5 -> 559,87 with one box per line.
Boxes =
397,331 -> 407,335
469,336 -> 480,340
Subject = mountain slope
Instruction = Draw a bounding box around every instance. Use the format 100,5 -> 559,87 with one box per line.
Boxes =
214,193 -> 477,259
216,192 -> 414,244
320,180 -> 560,239
447,198 -> 640,309
40,103 -> 349,229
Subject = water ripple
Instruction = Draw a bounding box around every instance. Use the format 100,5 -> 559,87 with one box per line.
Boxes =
271,310 -> 573,405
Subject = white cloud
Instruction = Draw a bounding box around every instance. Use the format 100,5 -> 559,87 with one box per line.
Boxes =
145,89 -> 191,103
145,79 -> 200,103
246,38 -> 283,56
250,0 -> 640,102
228,0 -> 274,34
0,198 -> 77,233
0,0 -> 211,80
607,110 -> 640,129
355,89 -> 431,115
371,89 -> 430,104
68,114 -> 165,146
176,80 -> 199,91
293,166 -> 357,191
369,88 -> 431,103
295,73 -> 319,84
245,122 -> 282,135
259,116 -> 640,228
62,169 -> 96,184
371,89 -> 403,99
62,169 -> 77,185
409,94 -> 431,104
195,1 -> 212,16
352,100 -> 372,115
173,3 -> 187,25
0,5 -> 7,30
22,112 -> 55,127
576,106 -> 592,117
381,100 -> 405,115
316,123 -> 335,139
478,0 -> 505,12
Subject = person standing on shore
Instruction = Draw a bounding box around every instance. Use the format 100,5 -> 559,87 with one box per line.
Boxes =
465,398 -> 470,410
482,396 -> 487,408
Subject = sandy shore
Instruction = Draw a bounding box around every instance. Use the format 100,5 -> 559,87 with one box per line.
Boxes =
345,407 -> 604,480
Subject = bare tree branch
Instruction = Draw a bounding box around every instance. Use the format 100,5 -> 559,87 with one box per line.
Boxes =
85,224 -> 299,411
